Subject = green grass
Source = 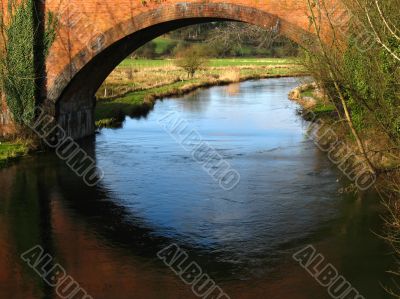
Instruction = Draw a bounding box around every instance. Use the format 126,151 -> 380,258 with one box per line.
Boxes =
298,86 -> 336,116
118,58 -> 174,68
118,57 -> 300,68
96,80 -> 196,122
300,89 -> 314,98
0,142 -> 29,168
312,102 -> 336,116
208,57 -> 299,67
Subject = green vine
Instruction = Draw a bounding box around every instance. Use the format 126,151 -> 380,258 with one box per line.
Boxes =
0,0 -> 57,126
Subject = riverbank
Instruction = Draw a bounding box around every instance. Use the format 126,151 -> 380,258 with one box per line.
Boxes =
0,141 -> 29,169
289,83 -> 400,186
95,58 -> 306,128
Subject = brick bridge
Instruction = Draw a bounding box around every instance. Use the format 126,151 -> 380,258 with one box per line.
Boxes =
1,0 -> 344,139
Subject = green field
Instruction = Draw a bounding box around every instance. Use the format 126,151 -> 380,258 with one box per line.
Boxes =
153,37 -> 176,54
208,58 -> 299,67
118,57 -> 300,68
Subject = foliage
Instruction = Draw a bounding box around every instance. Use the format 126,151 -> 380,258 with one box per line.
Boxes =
0,0 -> 57,126
301,0 -> 400,293
174,46 -> 208,78
1,0 -> 36,125
338,35 -> 399,135
302,0 -> 400,145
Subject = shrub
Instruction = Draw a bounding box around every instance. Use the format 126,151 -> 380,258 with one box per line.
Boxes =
174,46 -> 208,78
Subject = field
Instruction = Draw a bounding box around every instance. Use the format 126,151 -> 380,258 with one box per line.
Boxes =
118,57 -> 299,68
95,57 -> 306,127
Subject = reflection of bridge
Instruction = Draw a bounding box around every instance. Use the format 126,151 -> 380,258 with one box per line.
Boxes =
2,0 -> 343,139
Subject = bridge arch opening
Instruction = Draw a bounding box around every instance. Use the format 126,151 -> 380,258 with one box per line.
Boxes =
50,2 -> 315,139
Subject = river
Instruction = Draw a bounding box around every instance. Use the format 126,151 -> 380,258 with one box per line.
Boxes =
0,77 -> 394,298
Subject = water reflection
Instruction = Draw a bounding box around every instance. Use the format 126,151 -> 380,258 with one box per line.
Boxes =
175,89 -> 212,113
224,83 -> 241,97
0,78 -> 395,298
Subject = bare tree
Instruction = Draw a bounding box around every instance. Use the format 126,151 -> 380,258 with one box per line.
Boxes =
207,22 -> 280,50
175,46 -> 207,78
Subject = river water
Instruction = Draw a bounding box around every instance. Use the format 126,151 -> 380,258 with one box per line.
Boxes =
0,78 -> 394,298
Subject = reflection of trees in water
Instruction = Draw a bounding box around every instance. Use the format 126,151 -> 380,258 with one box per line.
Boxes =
224,83 -> 241,97
176,89 -> 212,113
307,140 -> 394,295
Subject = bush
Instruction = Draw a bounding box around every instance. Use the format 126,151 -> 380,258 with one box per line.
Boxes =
174,46 -> 208,78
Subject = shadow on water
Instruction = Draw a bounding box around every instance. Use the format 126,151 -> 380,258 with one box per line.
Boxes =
0,138 -> 395,298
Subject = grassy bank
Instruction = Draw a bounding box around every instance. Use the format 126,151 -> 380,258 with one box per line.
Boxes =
96,58 -> 306,127
289,84 -> 400,177
0,141 -> 29,169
